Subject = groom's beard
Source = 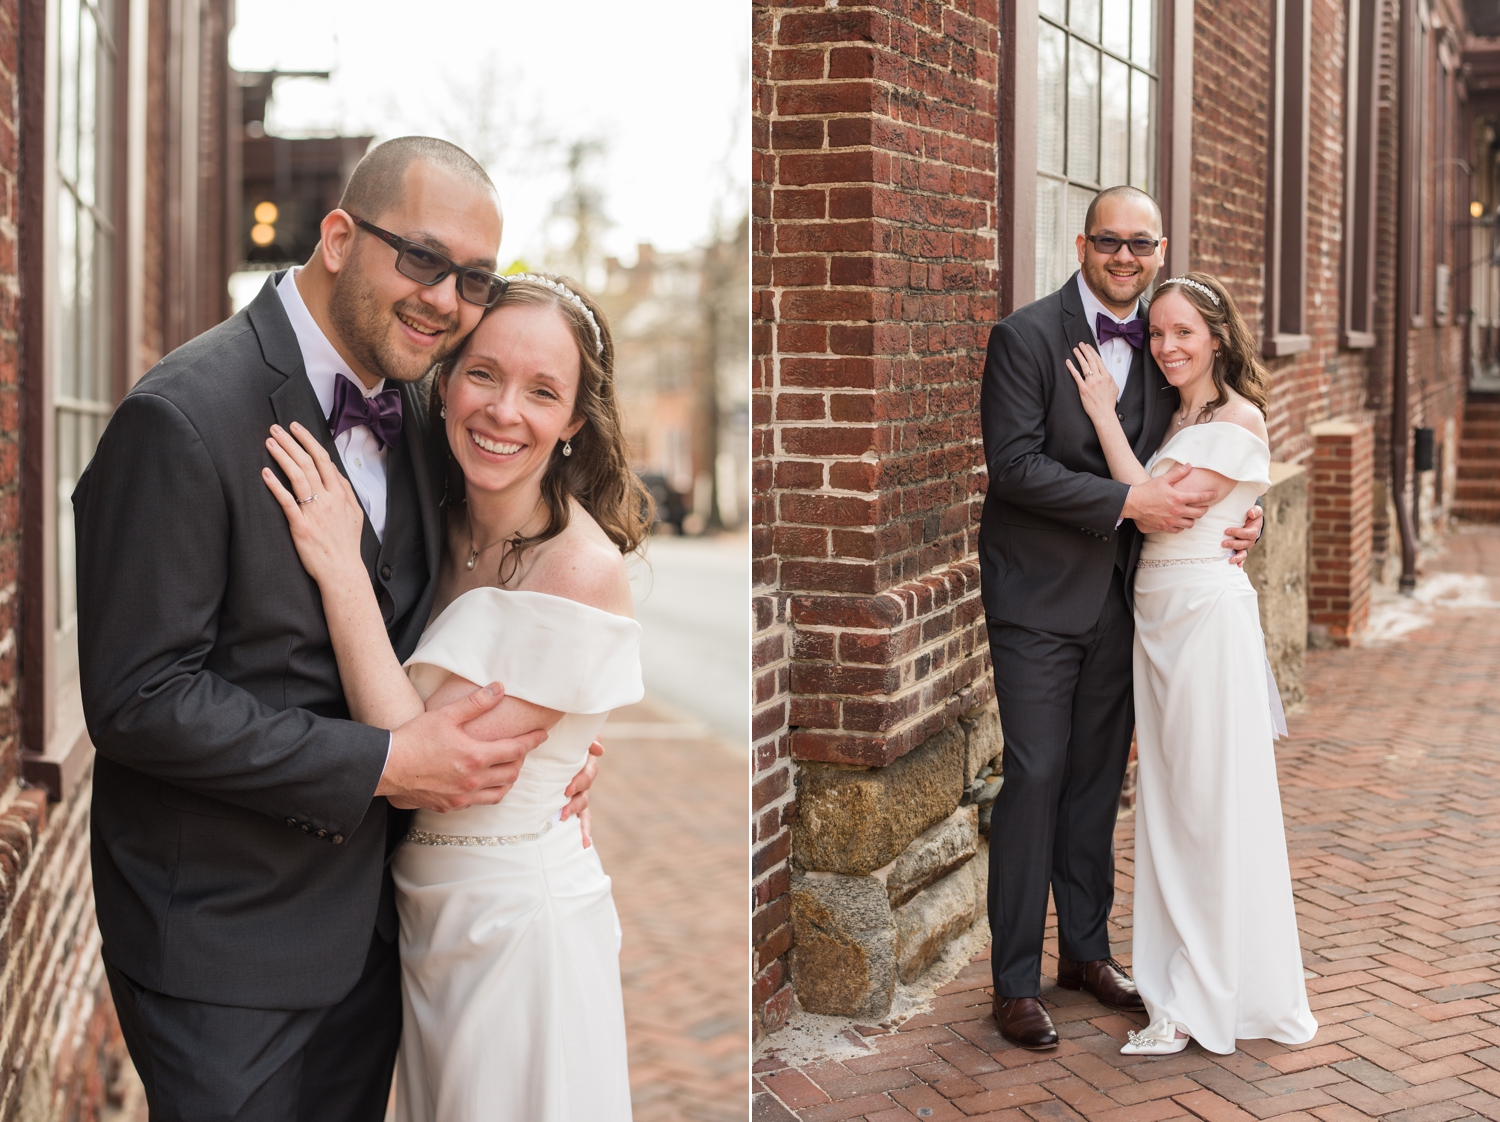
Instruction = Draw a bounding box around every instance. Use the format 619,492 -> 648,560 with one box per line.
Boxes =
327,267 -> 464,385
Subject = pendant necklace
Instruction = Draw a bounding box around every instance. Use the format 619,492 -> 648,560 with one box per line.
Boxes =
464,500 -> 546,572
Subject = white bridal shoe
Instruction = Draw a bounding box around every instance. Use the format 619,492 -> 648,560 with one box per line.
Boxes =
1120,1020 -> 1190,1056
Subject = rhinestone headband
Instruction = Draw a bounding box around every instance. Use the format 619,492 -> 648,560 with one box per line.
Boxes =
1158,277 -> 1221,306
508,274 -> 605,356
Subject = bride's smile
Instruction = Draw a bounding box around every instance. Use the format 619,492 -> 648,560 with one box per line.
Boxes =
440,303 -> 586,503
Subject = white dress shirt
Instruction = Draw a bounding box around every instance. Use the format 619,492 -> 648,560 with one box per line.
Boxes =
277,268 -> 392,542
1077,271 -> 1141,401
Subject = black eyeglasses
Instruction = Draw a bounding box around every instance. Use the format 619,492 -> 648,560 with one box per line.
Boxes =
348,216 -> 509,307
1084,234 -> 1161,257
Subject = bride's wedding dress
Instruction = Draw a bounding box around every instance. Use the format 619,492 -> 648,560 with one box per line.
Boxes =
392,587 -> 642,1121
1130,422 -> 1317,1055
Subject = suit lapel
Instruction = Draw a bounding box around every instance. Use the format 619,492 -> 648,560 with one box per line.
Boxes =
400,378 -> 442,586
264,349 -> 381,580
1060,272 -> 1096,359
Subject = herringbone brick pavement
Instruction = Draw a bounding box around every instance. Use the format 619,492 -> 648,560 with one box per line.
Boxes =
754,526 -> 1500,1122
593,697 -> 750,1122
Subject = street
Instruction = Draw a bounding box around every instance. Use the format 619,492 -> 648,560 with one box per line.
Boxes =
756,526 -> 1500,1122
626,531 -> 751,748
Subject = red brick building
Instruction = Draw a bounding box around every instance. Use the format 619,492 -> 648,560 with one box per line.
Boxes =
0,0 -> 235,1113
753,0 -> 1481,1037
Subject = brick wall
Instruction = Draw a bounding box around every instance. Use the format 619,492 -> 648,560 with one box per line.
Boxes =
1308,421 -> 1375,644
2,0 -> 126,1115
1189,0 -> 1467,604
1190,0 -> 1376,470
752,0 -> 1000,1037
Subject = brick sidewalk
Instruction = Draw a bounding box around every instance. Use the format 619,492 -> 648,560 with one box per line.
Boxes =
755,527 -> 1500,1122
593,697 -> 750,1122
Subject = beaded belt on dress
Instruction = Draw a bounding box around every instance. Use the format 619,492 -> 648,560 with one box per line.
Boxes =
404,819 -> 555,847
1136,555 -> 1226,569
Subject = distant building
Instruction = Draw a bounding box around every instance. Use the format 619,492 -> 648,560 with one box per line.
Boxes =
603,223 -> 750,532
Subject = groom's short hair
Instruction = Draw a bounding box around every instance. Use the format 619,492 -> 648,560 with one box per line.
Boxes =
338,136 -> 498,222
1084,185 -> 1162,237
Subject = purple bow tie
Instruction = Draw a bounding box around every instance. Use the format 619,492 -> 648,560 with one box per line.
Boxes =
329,373 -> 402,450
1096,314 -> 1146,350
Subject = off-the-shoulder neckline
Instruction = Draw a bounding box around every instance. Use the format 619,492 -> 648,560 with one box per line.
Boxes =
431,585 -> 639,628
1157,419 -> 1270,454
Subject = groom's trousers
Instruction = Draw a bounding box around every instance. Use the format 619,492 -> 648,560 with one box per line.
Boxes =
104,926 -> 400,1122
985,566 -> 1137,998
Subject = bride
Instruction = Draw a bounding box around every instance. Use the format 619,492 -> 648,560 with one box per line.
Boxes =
260,273 -> 648,1119
1067,271 -> 1317,1057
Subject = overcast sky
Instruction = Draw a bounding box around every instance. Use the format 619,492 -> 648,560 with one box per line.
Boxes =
229,1 -> 748,269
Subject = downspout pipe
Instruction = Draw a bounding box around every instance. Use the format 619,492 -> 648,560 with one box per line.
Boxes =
1392,0 -> 1419,593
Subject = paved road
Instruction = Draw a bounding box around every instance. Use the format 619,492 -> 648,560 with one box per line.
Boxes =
627,531 -> 750,748
757,526 -> 1500,1122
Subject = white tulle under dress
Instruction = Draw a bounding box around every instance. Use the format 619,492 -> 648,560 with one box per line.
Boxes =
392,587 -> 643,1122
1130,422 -> 1317,1055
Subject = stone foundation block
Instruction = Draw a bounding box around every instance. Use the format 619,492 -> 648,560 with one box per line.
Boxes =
1244,461 -> 1307,707
958,705 -> 1003,781
880,806 -> 978,908
788,872 -> 896,1018
894,859 -> 980,982
793,721 -> 966,875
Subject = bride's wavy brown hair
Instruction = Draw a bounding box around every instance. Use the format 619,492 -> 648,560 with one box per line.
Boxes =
432,274 -> 652,583
1152,271 -> 1271,419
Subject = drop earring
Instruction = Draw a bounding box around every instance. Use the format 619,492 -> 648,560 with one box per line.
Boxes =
562,439 -> 573,457
439,402 -> 447,419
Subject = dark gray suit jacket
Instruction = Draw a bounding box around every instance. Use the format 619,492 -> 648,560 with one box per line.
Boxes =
73,275 -> 442,1009
978,272 -> 1177,635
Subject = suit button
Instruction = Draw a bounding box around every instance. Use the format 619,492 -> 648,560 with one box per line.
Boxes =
381,565 -> 392,580
331,835 -> 344,845
301,823 -> 311,833
286,817 -> 297,827
316,829 -> 328,839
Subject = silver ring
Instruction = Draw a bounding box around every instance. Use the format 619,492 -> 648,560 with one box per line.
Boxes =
296,494 -> 318,506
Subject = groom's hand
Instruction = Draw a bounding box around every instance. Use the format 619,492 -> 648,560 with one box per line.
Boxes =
560,738 -> 605,848
1222,504 -> 1264,568
1121,462 -> 1216,534
377,684 -> 547,812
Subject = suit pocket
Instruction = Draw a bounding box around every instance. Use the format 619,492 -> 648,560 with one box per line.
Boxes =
997,502 -> 1067,532
158,782 -> 250,821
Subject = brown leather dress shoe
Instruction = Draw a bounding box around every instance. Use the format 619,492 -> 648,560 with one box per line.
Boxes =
992,995 -> 1059,1050
1056,956 -> 1146,1012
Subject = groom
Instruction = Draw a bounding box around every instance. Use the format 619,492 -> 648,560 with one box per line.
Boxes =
73,138 -> 591,1119
979,186 -> 1263,1049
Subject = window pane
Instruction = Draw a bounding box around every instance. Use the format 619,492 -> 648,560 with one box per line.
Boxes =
1040,0 -> 1066,21
1103,0 -> 1131,55
1067,42 -> 1100,185
76,7 -> 97,207
1130,70 -> 1155,192
1037,22 -> 1067,176
57,0 -> 79,186
56,411 -> 78,628
1100,55 -> 1129,187
1036,176 -> 1065,297
76,213 -> 95,401
56,189 -> 77,401
1067,183 -> 1094,248
94,28 -> 114,212
1070,0 -> 1100,39
1132,0 -> 1156,68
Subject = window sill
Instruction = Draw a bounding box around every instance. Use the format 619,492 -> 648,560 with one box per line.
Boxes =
1342,331 -> 1376,350
23,688 -> 93,803
1263,333 -> 1312,358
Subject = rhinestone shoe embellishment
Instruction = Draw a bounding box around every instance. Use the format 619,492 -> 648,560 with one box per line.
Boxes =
404,820 -> 555,847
